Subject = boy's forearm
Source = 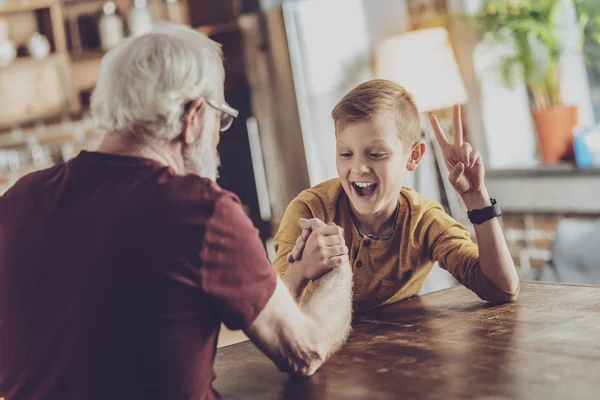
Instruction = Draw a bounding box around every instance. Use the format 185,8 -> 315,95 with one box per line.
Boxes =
462,188 -> 520,293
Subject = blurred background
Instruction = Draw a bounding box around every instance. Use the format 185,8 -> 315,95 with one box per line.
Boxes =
1,0 -> 600,300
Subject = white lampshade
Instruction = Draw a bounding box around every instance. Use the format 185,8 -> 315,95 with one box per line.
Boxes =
375,27 -> 468,113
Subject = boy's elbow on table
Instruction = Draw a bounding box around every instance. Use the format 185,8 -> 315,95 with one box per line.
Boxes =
478,283 -> 520,304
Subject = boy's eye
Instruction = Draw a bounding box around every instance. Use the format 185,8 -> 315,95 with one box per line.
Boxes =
370,153 -> 386,159
340,153 -> 352,159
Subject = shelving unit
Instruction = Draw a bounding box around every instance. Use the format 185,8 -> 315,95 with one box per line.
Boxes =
0,0 -> 67,52
0,0 -> 70,129
0,0 -> 56,14
0,0 -> 192,124
0,0 -> 243,127
0,0 -> 257,208
196,21 -> 239,37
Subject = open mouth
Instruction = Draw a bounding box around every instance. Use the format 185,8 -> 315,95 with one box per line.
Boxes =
352,181 -> 378,198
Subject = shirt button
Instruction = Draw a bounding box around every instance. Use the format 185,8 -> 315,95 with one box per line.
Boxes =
401,270 -> 414,283
356,260 -> 363,268
363,239 -> 371,248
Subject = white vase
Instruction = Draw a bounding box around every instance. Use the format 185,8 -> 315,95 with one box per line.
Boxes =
99,1 -> 124,51
128,0 -> 153,37
0,38 -> 16,67
27,32 -> 51,59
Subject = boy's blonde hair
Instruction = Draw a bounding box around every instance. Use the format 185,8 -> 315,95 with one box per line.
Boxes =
331,79 -> 421,145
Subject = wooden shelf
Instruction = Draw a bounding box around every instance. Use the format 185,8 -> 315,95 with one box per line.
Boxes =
0,52 -> 62,71
0,127 -> 78,148
62,0 -> 106,4
62,0 -> 127,5
0,132 -> 26,148
70,49 -> 105,63
0,0 -> 57,15
196,22 -> 240,37
68,22 -> 240,62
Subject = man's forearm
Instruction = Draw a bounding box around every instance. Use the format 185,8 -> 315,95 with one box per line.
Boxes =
302,264 -> 353,355
245,265 -> 353,377
463,189 -> 520,293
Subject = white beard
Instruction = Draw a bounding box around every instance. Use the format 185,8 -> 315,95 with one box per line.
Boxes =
183,133 -> 221,181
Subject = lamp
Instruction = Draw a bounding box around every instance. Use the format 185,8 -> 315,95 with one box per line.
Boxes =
375,27 -> 469,221
375,27 -> 468,113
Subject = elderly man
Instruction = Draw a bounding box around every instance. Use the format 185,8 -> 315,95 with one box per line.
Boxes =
0,24 -> 352,400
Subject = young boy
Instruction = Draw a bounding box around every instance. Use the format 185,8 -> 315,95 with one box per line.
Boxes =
273,79 -> 519,313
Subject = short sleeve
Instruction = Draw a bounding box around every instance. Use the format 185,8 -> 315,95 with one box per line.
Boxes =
420,205 -> 518,303
199,192 -> 277,330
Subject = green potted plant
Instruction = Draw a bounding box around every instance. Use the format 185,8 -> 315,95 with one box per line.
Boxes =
474,0 -> 600,164
574,0 -> 600,69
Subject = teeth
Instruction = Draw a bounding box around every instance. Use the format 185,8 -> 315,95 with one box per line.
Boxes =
354,182 -> 375,188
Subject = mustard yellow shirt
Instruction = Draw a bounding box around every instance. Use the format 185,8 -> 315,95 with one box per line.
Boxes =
273,178 -> 518,313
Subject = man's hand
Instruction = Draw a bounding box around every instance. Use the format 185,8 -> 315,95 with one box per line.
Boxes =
431,105 -> 485,198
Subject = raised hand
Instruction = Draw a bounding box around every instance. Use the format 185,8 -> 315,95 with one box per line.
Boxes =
430,104 -> 485,196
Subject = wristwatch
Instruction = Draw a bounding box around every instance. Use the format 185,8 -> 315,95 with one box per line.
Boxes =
467,198 -> 502,225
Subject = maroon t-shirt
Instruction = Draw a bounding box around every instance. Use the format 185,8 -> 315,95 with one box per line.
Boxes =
0,151 -> 276,400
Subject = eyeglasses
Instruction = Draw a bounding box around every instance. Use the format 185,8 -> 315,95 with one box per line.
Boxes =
183,99 -> 240,132
206,99 -> 239,132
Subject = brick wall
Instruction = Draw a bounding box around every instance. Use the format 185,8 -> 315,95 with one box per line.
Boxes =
501,213 -> 600,278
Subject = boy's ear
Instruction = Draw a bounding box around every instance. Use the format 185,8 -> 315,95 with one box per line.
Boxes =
406,141 -> 426,171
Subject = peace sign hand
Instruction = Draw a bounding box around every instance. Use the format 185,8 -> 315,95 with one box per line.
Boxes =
430,105 -> 485,196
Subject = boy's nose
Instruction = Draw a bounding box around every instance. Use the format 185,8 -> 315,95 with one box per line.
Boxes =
352,163 -> 371,175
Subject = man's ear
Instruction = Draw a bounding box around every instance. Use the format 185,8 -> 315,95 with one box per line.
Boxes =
406,141 -> 426,171
182,97 -> 206,145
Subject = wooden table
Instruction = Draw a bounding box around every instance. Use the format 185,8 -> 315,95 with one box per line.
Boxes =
214,282 -> 600,399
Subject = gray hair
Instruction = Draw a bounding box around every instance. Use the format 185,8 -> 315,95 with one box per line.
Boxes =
91,23 -> 224,140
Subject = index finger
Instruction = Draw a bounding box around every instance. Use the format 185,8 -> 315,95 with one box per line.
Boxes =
430,114 -> 450,149
453,104 -> 463,148
315,224 -> 343,237
299,218 -> 327,230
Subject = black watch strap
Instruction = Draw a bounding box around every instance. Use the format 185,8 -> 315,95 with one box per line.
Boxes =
467,198 -> 502,225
